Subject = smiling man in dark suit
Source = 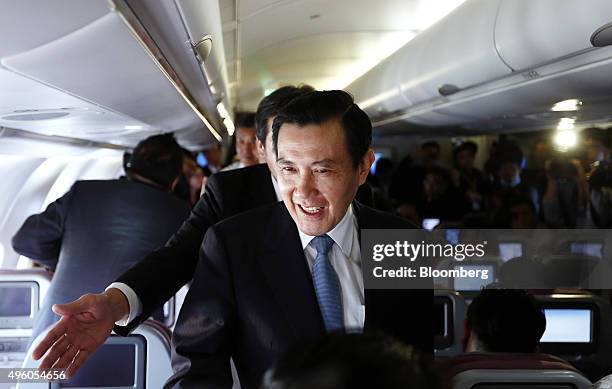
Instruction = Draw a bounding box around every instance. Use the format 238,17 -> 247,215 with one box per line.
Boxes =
31,85 -> 314,375
166,90 -> 432,388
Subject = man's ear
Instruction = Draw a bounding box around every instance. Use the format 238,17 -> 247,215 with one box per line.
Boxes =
357,149 -> 375,185
255,138 -> 266,164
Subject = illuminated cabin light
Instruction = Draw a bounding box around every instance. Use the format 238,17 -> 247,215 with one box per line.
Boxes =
224,117 -> 235,136
557,118 -> 576,131
124,125 -> 142,130
551,99 -> 582,112
217,102 -> 230,119
554,130 -> 577,150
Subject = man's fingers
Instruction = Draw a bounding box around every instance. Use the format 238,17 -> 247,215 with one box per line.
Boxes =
66,349 -> 90,378
52,294 -> 92,316
38,334 -> 71,369
32,318 -> 69,360
52,343 -> 79,370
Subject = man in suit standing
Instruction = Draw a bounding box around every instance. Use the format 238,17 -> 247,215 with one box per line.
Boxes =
166,90 -> 432,388
11,134 -> 191,343
31,85 -> 315,374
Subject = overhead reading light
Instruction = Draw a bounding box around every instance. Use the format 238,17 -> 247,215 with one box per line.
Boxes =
591,22 -> 612,47
554,130 -> 577,150
551,99 -> 582,112
193,35 -> 213,63
557,117 -> 576,131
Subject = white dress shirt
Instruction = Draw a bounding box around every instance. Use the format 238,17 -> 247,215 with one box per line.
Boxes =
110,173 -> 282,326
220,161 -> 244,171
297,204 -> 365,330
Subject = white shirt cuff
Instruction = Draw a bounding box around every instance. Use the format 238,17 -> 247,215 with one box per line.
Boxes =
106,282 -> 143,327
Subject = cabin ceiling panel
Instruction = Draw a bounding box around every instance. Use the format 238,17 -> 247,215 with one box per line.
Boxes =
226,0 -> 466,109
2,12 -> 203,145
0,0 -> 110,59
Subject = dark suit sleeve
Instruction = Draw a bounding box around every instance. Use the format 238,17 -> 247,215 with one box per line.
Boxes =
11,186 -> 75,269
165,226 -> 235,389
114,174 -> 225,334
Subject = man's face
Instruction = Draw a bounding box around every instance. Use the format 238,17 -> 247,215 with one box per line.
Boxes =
455,149 -> 475,170
498,162 -> 520,186
236,126 -> 258,167
276,119 -> 372,236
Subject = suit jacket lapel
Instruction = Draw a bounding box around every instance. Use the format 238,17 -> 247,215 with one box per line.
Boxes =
255,204 -> 325,339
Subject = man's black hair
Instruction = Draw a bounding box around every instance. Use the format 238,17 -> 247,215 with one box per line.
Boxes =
453,141 -> 478,159
272,90 -> 372,168
255,85 -> 315,143
234,112 -> 256,130
467,289 -> 546,353
127,133 -> 183,190
262,333 -> 436,389
496,141 -> 524,167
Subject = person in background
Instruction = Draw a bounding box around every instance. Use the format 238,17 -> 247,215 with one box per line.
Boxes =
495,195 -> 541,229
202,142 -> 223,173
11,134 -> 191,343
487,141 -> 539,216
581,127 -> 612,227
174,148 -> 205,206
261,333 -> 437,389
222,112 -> 258,171
451,141 -> 487,211
462,289 -> 545,353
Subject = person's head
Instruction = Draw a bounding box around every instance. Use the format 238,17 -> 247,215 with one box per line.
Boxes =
419,141 -> 440,167
423,166 -> 452,201
127,133 -> 183,191
531,138 -> 550,167
234,112 -> 258,167
453,141 -> 478,170
272,90 -> 374,236
495,142 -> 524,187
262,333 -> 435,389
582,127 -> 610,165
508,196 -> 538,229
255,85 -> 316,171
463,289 -> 546,353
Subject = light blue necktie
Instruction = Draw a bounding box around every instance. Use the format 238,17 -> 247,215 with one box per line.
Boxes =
311,234 -> 344,332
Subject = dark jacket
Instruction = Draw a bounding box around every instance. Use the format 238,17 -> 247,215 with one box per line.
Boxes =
114,163 -> 374,334
11,178 -> 190,341
166,201 -> 432,389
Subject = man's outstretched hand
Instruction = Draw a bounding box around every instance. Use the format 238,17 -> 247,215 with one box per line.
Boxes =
32,289 -> 130,377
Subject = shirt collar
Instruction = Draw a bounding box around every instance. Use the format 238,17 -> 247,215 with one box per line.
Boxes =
298,204 -> 356,257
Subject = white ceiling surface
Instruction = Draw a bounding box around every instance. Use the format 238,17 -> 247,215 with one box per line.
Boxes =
0,1 -> 217,149
221,0 -> 467,110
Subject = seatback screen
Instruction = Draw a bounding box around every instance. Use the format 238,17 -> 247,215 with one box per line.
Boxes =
570,242 -> 603,259
0,285 -> 32,317
541,309 -> 592,343
62,344 -> 136,387
453,265 -> 494,291
498,243 -> 522,262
